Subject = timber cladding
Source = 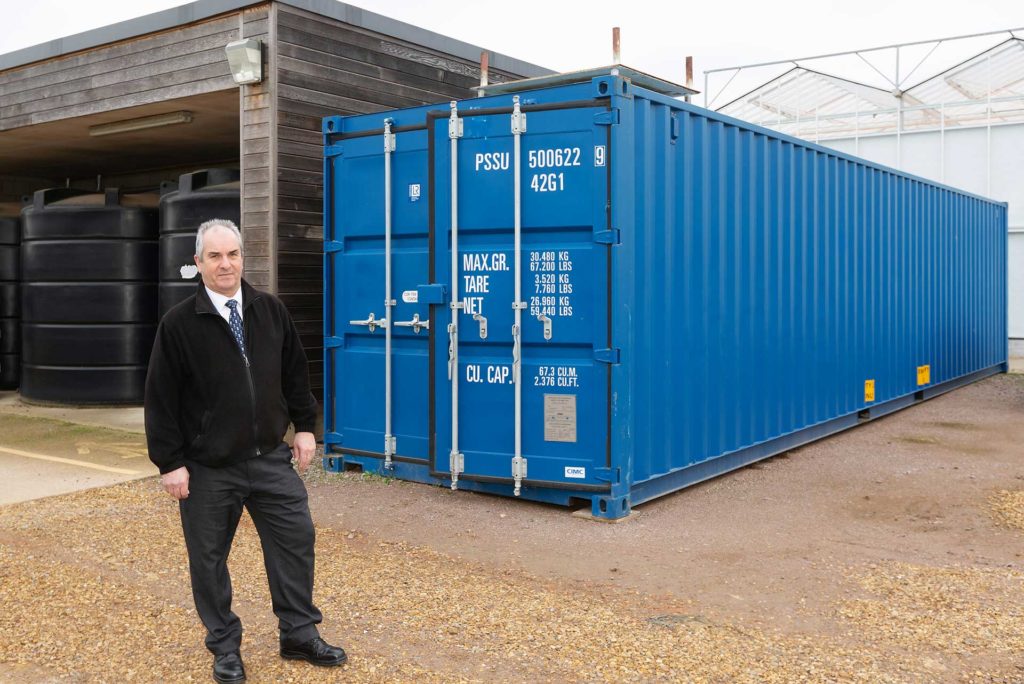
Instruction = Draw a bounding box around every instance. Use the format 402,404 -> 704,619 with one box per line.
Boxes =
0,14 -> 240,131
271,3 -> 529,394
241,4 -> 272,292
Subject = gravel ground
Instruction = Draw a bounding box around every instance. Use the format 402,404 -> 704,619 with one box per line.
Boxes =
0,479 -> 989,683
1,374 -> 1023,682
990,491 -> 1024,531
1,480 -> 1022,682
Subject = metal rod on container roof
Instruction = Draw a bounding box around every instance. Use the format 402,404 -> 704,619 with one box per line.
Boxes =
685,56 -> 693,103
612,27 -> 621,63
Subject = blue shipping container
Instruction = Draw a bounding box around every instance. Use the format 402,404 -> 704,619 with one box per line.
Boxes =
322,72 -> 1008,520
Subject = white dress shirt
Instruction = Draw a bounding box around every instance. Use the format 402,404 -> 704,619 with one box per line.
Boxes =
205,286 -> 243,323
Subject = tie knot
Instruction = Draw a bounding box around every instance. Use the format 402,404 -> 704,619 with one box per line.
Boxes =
226,300 -> 238,311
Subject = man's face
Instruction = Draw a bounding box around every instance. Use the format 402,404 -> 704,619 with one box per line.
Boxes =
195,226 -> 243,297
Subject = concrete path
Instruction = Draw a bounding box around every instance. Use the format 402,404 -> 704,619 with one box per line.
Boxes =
0,391 -> 145,434
0,394 -> 155,505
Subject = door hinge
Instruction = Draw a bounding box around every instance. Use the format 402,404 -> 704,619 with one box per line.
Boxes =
593,467 -> 619,483
324,336 -> 343,349
594,229 -> 620,245
323,431 -> 343,445
325,144 -> 344,158
594,348 -> 620,364
324,240 -> 343,253
594,109 -> 620,126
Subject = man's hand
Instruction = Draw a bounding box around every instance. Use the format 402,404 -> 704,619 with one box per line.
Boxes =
161,466 -> 190,500
292,432 -> 317,473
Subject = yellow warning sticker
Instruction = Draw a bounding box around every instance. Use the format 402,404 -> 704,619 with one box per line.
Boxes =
916,365 -> 931,386
864,379 -> 875,403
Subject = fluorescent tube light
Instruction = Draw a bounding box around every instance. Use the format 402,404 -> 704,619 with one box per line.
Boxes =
89,111 -> 194,137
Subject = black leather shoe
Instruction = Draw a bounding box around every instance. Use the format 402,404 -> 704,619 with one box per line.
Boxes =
213,651 -> 246,683
280,637 -> 347,666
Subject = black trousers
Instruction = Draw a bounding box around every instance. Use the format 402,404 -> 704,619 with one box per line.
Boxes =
178,442 -> 322,654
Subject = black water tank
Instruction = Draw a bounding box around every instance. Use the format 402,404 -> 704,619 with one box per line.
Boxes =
0,210 -> 20,390
20,188 -> 159,405
159,169 -> 240,318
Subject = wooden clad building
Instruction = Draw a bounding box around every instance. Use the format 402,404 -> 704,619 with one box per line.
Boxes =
0,0 -> 548,395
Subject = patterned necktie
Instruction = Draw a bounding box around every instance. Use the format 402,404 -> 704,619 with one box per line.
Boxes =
225,299 -> 248,361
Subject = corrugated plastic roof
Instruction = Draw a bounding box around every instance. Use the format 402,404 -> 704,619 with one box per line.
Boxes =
717,38 -> 1024,137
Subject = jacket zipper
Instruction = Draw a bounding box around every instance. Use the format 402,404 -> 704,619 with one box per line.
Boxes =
240,309 -> 260,457
243,352 -> 261,457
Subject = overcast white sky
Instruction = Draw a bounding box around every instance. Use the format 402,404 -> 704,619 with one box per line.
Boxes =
0,0 -> 1020,105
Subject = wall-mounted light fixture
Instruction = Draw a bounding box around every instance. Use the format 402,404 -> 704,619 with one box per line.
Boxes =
225,38 -> 263,85
89,110 -> 194,137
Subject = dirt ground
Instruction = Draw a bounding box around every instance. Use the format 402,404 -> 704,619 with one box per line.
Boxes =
1,374 -> 1023,682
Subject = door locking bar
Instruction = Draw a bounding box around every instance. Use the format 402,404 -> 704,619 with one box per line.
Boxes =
350,312 -> 386,332
448,101 -> 464,491
383,119 -> 397,468
511,95 -> 528,497
393,313 -> 429,334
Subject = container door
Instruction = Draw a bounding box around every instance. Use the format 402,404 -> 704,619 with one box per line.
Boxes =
325,124 -> 432,465
433,100 -> 612,492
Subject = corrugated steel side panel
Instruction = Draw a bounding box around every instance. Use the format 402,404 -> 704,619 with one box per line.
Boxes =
620,92 -> 1008,490
324,76 -> 1008,518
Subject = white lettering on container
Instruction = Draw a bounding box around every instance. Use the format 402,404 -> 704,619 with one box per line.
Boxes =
528,148 -> 582,169
487,365 -> 510,384
534,365 -> 580,388
529,251 -> 574,318
530,172 -> 564,193
465,364 -> 510,384
463,253 -> 509,272
474,152 -> 510,171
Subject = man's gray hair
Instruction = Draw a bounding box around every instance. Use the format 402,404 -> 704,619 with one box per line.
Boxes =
195,219 -> 242,260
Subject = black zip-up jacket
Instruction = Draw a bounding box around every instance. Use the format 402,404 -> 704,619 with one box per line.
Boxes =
144,279 -> 318,474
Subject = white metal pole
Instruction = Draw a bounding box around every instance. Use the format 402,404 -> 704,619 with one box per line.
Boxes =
940,102 -> 946,183
896,47 -> 902,170
987,53 -> 993,195
855,109 -> 860,156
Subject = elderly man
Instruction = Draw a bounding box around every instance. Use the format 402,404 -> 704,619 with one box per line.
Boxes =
144,219 -> 345,683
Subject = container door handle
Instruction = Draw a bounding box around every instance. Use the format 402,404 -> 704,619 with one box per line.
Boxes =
536,313 -> 552,341
393,313 -> 429,334
349,312 -> 387,332
472,313 -> 488,339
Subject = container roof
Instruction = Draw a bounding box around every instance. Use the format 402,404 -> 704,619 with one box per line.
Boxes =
478,65 -> 698,98
0,0 -> 552,78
